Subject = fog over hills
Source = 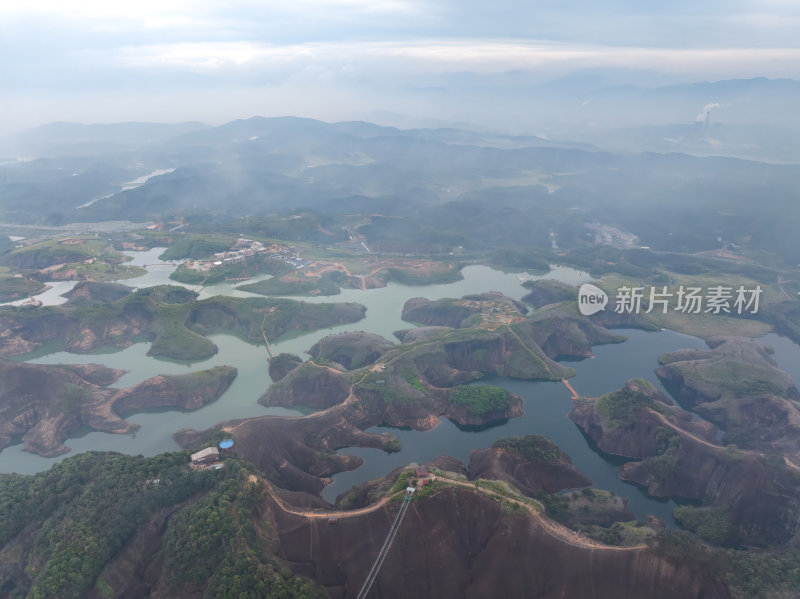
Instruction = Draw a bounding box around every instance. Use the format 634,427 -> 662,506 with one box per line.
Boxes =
2,3 -> 800,598
1,109 -> 798,263
3,75 -> 799,160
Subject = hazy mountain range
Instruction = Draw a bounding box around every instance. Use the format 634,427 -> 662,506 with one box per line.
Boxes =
1,80 -> 799,263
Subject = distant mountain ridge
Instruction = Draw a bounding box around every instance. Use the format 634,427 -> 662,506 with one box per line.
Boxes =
6,121 -> 210,154
1,111 -> 799,263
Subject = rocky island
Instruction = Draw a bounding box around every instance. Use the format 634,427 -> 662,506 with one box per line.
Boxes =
187,296 -> 636,501
468,435 -> 592,494
655,336 -> 800,457
0,285 -> 366,361
0,359 -> 237,457
308,331 -> 394,370
571,376 -> 800,547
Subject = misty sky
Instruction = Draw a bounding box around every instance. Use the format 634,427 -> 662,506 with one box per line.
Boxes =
2,1 -> 800,134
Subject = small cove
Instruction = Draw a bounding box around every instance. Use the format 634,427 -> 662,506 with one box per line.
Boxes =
2,254 -> 799,528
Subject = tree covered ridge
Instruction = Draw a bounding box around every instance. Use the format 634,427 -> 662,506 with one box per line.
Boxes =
0,451 -> 323,599
491,435 -> 561,461
449,385 -> 516,415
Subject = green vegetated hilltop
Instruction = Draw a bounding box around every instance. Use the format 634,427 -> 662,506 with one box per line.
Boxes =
237,271 -> 346,296
0,448 -> 735,599
0,267 -> 45,303
308,332 -> 394,370
470,434 -> 662,546
3,236 -> 146,281
0,452 -> 325,599
0,284 -> 365,361
0,236 -> 148,302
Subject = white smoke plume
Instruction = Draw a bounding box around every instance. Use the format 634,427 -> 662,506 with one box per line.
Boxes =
695,102 -> 721,123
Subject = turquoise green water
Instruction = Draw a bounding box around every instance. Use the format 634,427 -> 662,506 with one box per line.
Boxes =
3,251 -> 799,527
0,261 -> 591,474
322,328 -> 707,525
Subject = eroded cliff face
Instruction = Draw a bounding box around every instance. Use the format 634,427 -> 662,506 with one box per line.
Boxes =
444,398 -> 523,427
308,332 -> 394,370
467,445 -> 591,494
0,360 -> 236,457
260,363 -> 351,410
522,310 -> 626,360
175,404 -> 392,495
112,367 -> 238,414
0,311 -> 73,356
569,379 -> 712,458
655,336 -> 800,457
571,378 -> 800,546
401,297 -> 476,328
271,487 -> 730,599
0,359 -> 125,456
62,281 -> 134,306
268,352 -> 304,381
1,454 -> 730,599
619,441 -> 800,545
521,279 -> 576,308
0,306 -> 150,357
363,394 -> 444,431
439,330 -> 568,380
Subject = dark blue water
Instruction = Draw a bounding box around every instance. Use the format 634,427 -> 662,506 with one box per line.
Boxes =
324,328 -> 709,525
759,332 -> 800,388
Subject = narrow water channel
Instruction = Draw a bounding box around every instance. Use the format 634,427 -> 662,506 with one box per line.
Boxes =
3,251 -> 799,529
0,263 -> 591,474
322,328 -> 708,525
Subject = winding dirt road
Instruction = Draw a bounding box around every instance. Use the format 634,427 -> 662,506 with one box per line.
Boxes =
504,324 -> 556,377
646,407 -> 762,457
261,471 -> 644,552
431,474 -> 645,552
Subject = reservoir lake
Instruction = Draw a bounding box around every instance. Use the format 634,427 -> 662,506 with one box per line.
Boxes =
3,249 -> 800,525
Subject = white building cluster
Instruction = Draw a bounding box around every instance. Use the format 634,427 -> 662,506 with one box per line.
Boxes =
184,238 -> 303,272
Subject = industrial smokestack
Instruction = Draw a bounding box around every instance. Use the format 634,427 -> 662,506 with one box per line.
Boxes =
695,102 -> 721,131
